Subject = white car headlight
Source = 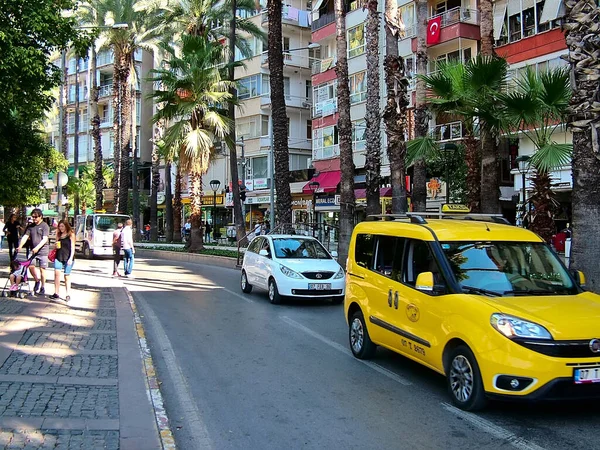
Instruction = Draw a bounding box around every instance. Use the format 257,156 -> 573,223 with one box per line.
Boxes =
491,313 -> 553,340
280,264 -> 302,279
333,268 -> 345,279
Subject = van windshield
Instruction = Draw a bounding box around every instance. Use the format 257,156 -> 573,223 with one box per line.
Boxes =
95,215 -> 129,232
441,241 -> 577,295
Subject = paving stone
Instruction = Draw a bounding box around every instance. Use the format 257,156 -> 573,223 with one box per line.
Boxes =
18,332 -> 117,351
0,353 -> 117,378
40,307 -> 117,318
0,429 -> 118,450
0,383 -> 118,419
37,318 -> 116,331
0,300 -> 27,315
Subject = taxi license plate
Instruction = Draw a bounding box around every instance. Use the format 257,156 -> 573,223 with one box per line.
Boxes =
574,366 -> 600,384
309,283 -> 331,290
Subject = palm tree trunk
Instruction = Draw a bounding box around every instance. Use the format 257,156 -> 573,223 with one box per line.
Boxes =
527,172 -> 557,242
118,53 -> 132,214
384,0 -> 408,213
267,0 -> 292,229
463,133 -> 481,212
365,0 -> 382,216
188,171 -> 204,252
131,83 -> 139,232
112,50 -> 122,212
563,0 -> 600,292
479,0 -> 495,56
173,165 -> 182,242
150,132 -> 160,242
479,129 -> 501,213
165,161 -> 173,242
91,44 -> 103,211
74,56 -> 80,217
335,0 -> 355,265
412,0 -> 429,211
228,0 -> 246,241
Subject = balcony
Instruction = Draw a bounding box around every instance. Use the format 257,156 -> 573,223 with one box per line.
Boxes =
260,94 -> 312,110
431,7 -> 479,27
260,51 -> 316,71
423,7 -> 481,47
431,121 -> 464,142
98,84 -> 113,98
312,57 -> 336,75
261,8 -> 311,28
313,98 -> 338,118
311,11 -> 335,31
312,144 -> 340,161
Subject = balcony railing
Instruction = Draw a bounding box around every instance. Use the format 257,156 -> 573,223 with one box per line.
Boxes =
312,145 -> 340,161
312,57 -> 336,75
261,8 -> 311,28
99,84 -> 113,98
313,98 -> 338,118
260,51 -> 316,71
431,121 -> 464,142
429,7 -> 480,27
311,11 -> 335,31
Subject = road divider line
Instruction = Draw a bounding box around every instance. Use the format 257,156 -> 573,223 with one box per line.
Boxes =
441,403 -> 546,450
280,316 -> 412,386
222,287 -> 254,304
133,292 -> 213,450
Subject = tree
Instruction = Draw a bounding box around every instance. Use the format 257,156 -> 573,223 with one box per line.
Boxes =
364,0 -> 382,216
383,0 -> 409,213
412,0 -> 429,211
151,35 -> 233,252
562,0 -> 600,292
267,0 -> 292,229
335,0 -> 355,266
66,165 -> 96,213
500,67 -> 572,242
479,0 -> 495,56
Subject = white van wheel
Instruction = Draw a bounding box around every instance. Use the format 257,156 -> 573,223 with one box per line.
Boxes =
83,243 -> 92,259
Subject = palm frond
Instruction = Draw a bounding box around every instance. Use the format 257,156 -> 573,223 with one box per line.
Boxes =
530,143 -> 572,174
406,136 -> 439,166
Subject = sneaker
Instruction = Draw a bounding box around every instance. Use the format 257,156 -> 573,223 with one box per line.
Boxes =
33,281 -> 41,293
49,293 -> 60,300
38,287 -> 45,296
112,272 -> 118,278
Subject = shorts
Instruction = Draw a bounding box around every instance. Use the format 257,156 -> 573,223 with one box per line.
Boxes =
54,259 -> 74,275
33,255 -> 49,269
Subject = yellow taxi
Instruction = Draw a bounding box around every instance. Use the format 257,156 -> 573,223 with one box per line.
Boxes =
344,213 -> 600,410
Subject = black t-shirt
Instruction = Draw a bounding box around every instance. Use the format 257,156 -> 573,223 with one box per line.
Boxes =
25,221 -> 50,255
56,234 -> 73,263
4,221 -> 20,242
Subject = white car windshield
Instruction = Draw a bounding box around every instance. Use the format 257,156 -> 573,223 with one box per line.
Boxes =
272,238 -> 331,259
95,216 -> 129,232
441,241 -> 577,295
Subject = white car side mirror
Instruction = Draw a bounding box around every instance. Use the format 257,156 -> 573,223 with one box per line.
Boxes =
330,250 -> 338,258
259,249 -> 269,257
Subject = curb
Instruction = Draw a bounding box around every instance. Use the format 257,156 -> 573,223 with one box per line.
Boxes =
124,288 -> 176,449
135,249 -> 239,269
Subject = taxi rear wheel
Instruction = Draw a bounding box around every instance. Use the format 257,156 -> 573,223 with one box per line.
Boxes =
349,310 -> 376,360
446,345 -> 487,411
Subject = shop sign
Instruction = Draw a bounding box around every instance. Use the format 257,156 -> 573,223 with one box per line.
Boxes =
201,194 -> 224,205
426,177 -> 446,200
225,192 -> 234,207
245,195 -> 271,205
245,179 -> 254,191
253,178 -> 268,189
315,195 -> 340,208
292,196 -> 313,209
157,193 -> 166,205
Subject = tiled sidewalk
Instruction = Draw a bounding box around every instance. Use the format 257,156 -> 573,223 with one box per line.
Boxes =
0,276 -> 162,448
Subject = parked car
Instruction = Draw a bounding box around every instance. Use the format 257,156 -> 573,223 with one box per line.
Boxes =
240,234 -> 345,304
345,213 -> 599,411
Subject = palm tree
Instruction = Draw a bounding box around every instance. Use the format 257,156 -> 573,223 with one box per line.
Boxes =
500,67 -> 572,242
479,0 -> 495,56
151,35 -> 233,252
335,0 -> 355,265
173,165 -> 183,242
364,0 -> 382,216
563,0 -> 600,292
383,0 -> 408,213
267,0 -> 292,229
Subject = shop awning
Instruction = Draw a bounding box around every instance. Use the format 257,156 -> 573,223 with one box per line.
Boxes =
302,170 -> 341,194
354,187 -> 393,199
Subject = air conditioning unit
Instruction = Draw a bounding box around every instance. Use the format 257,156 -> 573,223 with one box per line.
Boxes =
301,101 -> 312,108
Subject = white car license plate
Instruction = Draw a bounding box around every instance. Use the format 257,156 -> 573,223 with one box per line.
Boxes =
574,366 -> 600,384
309,283 -> 331,290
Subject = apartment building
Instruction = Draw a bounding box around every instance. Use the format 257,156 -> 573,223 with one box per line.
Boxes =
47,48 -> 155,213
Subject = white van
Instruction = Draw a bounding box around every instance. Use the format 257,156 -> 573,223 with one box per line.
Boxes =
75,213 -> 130,258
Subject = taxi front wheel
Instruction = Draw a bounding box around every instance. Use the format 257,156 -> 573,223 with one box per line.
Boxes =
446,345 -> 487,411
349,311 -> 377,360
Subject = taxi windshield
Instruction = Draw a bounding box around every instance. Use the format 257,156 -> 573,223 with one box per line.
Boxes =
441,241 -> 577,296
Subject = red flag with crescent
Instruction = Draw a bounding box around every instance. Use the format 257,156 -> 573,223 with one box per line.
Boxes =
426,16 -> 442,45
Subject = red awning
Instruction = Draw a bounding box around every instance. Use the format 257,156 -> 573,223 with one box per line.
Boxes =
354,187 -> 393,199
302,170 -> 341,194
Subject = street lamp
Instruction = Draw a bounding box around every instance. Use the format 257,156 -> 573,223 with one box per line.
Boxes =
516,155 -> 531,227
308,181 -> 320,237
210,179 -> 221,239
268,43 -> 321,232
440,143 -> 458,205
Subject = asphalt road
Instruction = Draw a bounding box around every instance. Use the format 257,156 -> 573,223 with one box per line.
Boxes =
81,255 -> 600,450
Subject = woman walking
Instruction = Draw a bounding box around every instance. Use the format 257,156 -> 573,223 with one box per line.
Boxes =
50,220 -> 75,302
4,214 -> 21,261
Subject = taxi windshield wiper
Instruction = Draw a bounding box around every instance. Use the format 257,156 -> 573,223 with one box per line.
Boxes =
461,286 -> 501,297
504,288 -> 568,296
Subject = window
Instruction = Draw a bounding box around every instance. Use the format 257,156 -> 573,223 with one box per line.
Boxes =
235,36 -> 262,61
289,154 -> 310,171
509,13 -> 522,42
262,74 -> 270,96
536,1 -> 549,32
313,125 -> 339,160
404,240 -> 442,287
349,71 -> 367,104
262,115 -> 269,136
306,120 -> 312,139
523,7 -> 535,37
399,3 -> 416,37
68,112 -> 75,133
352,120 -> 366,153
236,116 -> 264,139
374,236 -> 405,281
238,75 -> 261,99
355,234 -> 374,269
313,80 -> 338,117
248,237 -> 263,253
252,156 -> 268,179
348,24 -> 365,58
305,80 -> 312,101
79,108 -> 88,130
272,238 -> 331,259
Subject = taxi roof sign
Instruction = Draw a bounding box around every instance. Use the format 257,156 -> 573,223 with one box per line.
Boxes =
442,204 -> 471,213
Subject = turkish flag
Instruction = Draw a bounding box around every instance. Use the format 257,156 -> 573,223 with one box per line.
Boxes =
426,17 -> 442,45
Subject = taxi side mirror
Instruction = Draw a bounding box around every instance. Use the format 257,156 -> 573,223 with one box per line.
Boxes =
415,272 -> 434,292
571,270 -> 586,288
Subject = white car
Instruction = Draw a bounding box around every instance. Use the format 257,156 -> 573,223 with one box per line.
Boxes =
240,234 -> 346,304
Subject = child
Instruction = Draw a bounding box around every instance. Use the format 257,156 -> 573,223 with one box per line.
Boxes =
9,260 -> 23,290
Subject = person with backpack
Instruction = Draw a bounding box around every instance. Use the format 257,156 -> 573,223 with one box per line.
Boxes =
112,222 -> 124,277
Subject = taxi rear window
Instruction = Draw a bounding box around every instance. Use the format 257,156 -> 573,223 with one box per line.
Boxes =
355,234 -> 374,268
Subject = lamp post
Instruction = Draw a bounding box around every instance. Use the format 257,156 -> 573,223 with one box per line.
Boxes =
268,43 -> 320,232
210,179 -> 221,240
516,155 -> 531,227
308,181 -> 320,237
440,143 -> 458,205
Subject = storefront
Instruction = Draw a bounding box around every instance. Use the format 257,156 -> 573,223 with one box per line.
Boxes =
244,193 -> 271,229
314,194 -> 340,251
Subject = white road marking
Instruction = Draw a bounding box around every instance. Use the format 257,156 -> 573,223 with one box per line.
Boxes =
441,403 -> 547,450
280,316 -> 412,386
221,287 -> 254,304
136,295 -> 213,450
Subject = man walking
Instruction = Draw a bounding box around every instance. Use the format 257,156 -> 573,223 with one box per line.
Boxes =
112,222 -> 124,277
16,208 -> 50,295
122,219 -> 135,278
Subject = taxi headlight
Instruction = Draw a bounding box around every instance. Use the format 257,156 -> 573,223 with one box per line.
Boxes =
333,268 -> 345,279
279,264 -> 302,279
491,313 -> 553,340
